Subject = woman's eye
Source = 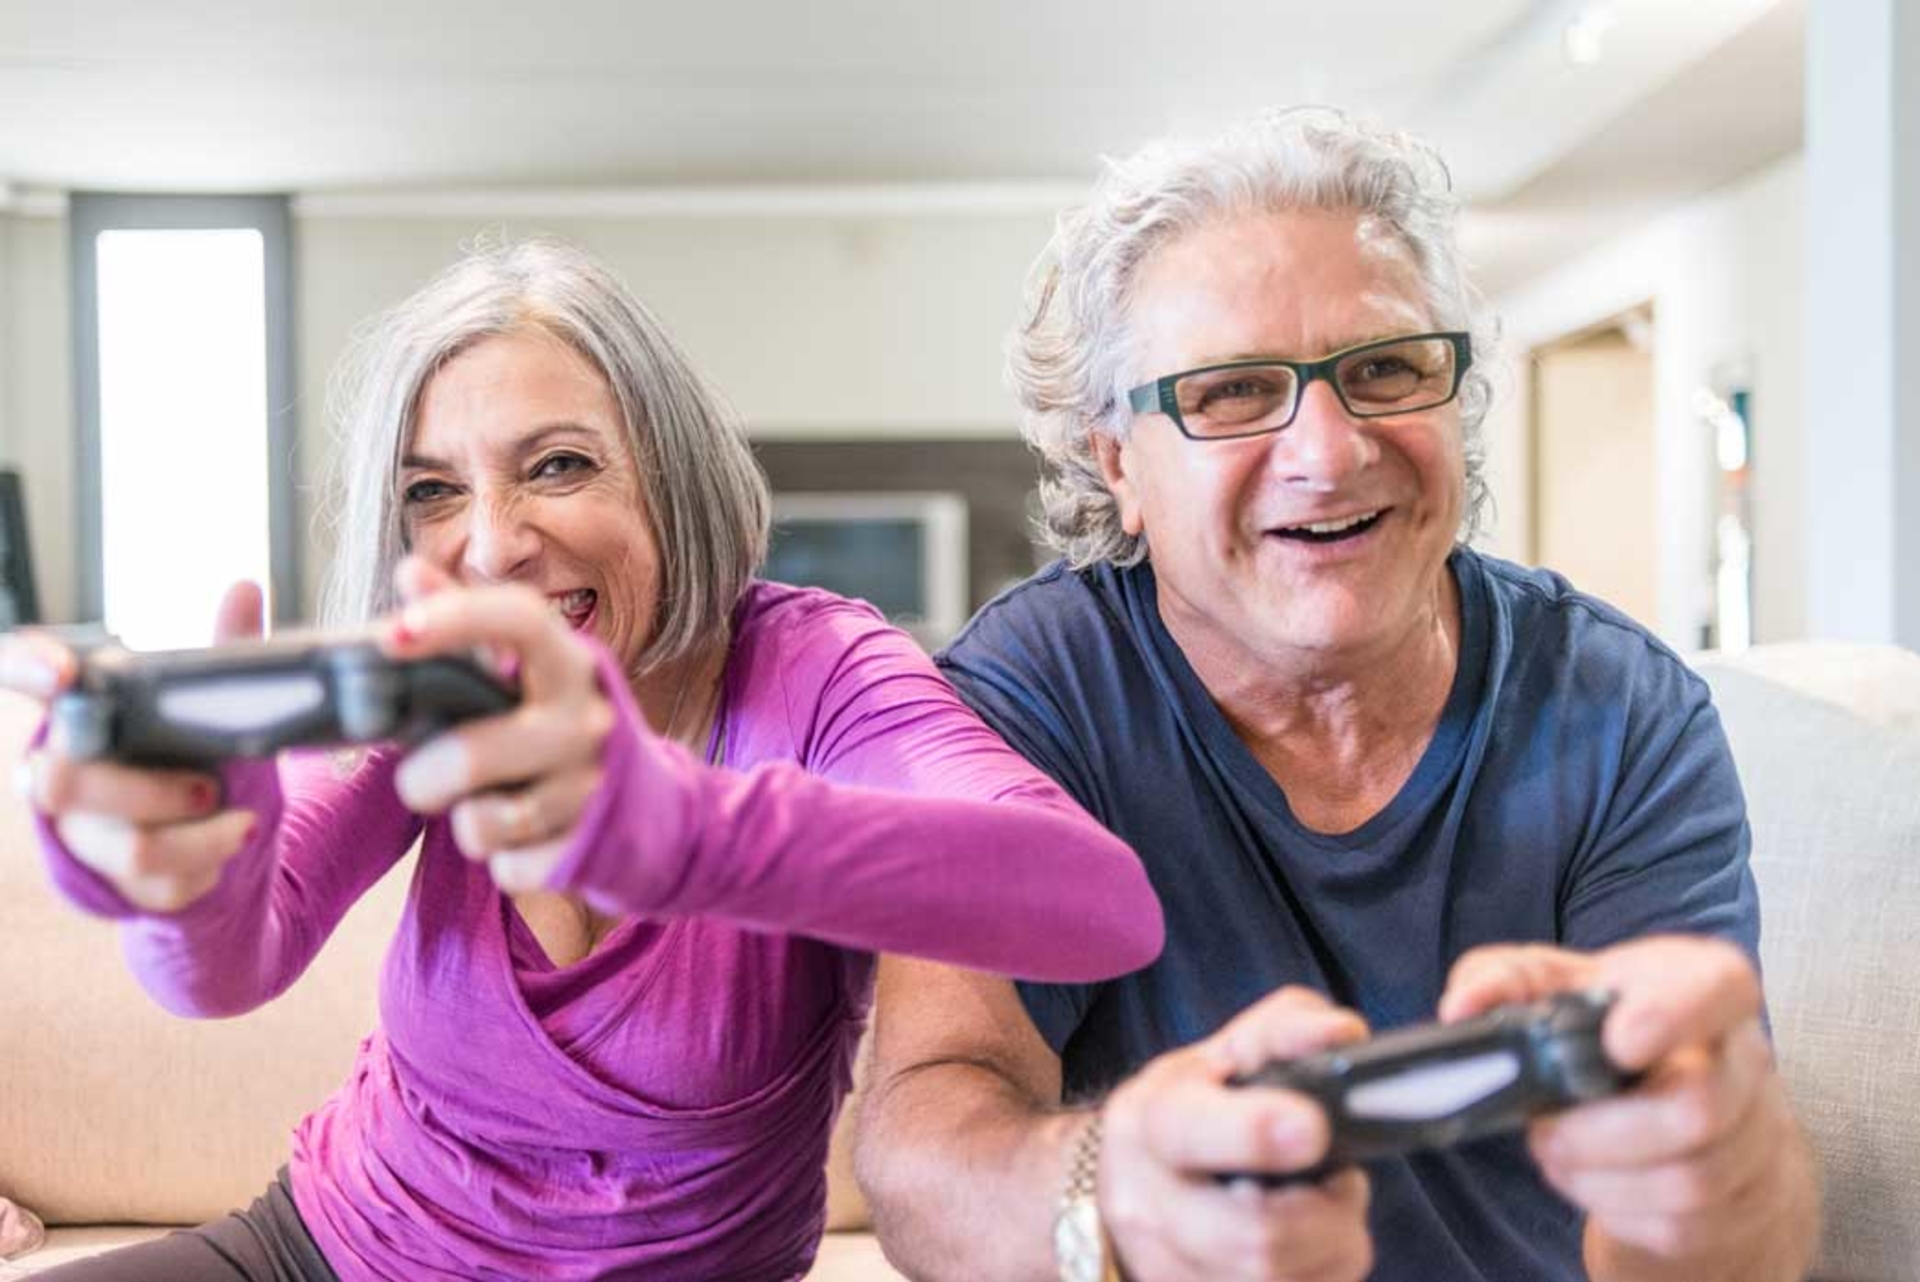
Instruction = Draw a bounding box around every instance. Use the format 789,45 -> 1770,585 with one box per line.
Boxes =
533,452 -> 594,481
402,479 -> 454,505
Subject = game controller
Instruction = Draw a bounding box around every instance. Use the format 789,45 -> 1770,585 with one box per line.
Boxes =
1223,989 -> 1640,1185
50,635 -> 518,770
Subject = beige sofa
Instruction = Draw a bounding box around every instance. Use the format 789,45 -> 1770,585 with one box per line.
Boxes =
4,643 -> 1920,1280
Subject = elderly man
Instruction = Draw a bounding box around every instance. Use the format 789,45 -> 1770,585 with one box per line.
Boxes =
855,109 -> 1819,1282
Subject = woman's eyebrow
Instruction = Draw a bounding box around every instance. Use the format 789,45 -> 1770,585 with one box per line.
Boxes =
400,422 -> 604,471
516,422 -> 604,453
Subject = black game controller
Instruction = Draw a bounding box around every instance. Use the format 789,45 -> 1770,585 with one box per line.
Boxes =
1223,989 -> 1639,1185
50,635 -> 518,770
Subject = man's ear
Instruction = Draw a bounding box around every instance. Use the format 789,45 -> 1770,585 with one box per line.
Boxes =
1091,430 -> 1146,537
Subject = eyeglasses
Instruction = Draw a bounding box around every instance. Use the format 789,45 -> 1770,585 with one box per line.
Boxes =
1126,331 -> 1473,441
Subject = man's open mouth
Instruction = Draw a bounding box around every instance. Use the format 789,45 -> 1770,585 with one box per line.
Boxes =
1269,509 -> 1386,544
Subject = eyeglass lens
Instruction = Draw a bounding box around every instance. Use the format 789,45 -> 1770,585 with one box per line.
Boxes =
1174,336 -> 1458,436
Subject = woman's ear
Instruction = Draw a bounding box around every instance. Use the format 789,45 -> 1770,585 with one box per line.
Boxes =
1092,431 -> 1146,537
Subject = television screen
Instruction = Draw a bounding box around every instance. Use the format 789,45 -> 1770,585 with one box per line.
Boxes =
763,493 -> 967,646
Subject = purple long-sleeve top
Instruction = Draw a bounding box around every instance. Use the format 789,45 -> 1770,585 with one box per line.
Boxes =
38,582 -> 1163,1280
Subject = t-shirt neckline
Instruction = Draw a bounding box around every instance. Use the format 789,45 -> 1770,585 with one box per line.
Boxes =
1128,549 -> 1491,850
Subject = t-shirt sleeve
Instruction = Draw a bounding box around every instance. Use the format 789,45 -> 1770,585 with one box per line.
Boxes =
1559,657 -> 1761,966
937,627 -> 1112,1057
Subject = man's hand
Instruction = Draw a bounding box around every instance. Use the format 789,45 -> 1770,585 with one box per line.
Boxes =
1098,985 -> 1375,1282
1440,937 -> 1820,1282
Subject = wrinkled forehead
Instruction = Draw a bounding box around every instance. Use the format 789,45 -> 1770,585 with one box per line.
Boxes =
1351,212 -> 1433,317
1123,207 -> 1436,373
405,323 -> 629,459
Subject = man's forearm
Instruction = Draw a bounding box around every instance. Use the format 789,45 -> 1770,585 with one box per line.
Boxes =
1585,1123 -> 1822,1282
856,1059 -> 1087,1282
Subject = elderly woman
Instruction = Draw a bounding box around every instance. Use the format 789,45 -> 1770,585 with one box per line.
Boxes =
2,239 -> 1162,1281
856,110 -> 1820,1282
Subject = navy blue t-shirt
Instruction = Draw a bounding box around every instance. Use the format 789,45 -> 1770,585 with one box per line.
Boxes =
936,549 -> 1760,1282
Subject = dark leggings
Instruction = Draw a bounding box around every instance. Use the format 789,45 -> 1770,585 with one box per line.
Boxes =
34,1169 -> 338,1282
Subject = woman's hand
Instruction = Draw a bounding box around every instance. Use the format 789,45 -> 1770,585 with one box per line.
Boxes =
3,583 -> 263,912
385,557 -> 615,892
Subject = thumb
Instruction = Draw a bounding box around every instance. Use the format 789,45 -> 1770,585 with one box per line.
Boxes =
213,581 -> 265,644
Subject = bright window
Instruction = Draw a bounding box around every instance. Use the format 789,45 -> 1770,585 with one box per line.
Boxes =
72,196 -> 297,648
94,229 -> 272,649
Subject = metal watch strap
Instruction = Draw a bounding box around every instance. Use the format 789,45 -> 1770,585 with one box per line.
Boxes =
1054,1111 -> 1119,1282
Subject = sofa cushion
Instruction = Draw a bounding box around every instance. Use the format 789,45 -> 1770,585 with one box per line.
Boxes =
6,1227 -> 170,1276
1700,664 -> 1920,1281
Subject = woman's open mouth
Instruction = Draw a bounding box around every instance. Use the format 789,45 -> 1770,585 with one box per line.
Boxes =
550,588 -> 598,631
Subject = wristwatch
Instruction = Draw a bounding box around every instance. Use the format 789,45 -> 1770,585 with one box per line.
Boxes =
1053,1111 -> 1121,1282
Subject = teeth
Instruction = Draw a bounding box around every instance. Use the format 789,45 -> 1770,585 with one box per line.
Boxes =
550,589 -> 594,617
1284,510 -> 1381,535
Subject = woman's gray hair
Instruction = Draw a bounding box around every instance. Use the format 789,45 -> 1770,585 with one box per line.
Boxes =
318,236 -> 769,675
1010,106 -> 1497,568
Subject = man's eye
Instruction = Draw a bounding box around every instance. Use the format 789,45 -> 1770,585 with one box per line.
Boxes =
402,479 -> 454,505
1355,357 -> 1414,381
534,452 -> 594,480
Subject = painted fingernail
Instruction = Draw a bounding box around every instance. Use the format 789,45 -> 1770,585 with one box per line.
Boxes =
395,736 -> 467,809
190,779 -> 219,810
390,605 -> 427,647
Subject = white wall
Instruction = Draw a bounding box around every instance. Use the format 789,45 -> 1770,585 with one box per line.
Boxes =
1486,151 -> 1805,647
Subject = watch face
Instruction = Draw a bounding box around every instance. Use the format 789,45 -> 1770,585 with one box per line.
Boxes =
1053,1198 -> 1106,1282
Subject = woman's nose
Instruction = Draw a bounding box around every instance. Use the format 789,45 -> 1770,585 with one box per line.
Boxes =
460,494 -> 540,582
1270,380 -> 1377,491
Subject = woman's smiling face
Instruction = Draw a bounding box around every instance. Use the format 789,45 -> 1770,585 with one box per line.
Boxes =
400,327 -> 661,674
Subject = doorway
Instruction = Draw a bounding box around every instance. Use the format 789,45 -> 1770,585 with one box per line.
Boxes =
1529,307 -> 1658,628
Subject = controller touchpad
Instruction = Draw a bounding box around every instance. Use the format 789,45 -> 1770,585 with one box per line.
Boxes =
1346,1050 -> 1522,1120
157,674 -> 328,732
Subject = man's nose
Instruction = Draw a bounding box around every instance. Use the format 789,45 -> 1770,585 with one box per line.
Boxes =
1270,380 -> 1377,491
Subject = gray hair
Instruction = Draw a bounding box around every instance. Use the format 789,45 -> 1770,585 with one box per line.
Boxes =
318,236 -> 769,674
1009,106 -> 1497,568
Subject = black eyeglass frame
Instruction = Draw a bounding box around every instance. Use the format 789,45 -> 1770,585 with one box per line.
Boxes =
1126,331 -> 1474,441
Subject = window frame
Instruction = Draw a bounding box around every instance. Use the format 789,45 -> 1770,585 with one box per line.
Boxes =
68,193 -> 300,629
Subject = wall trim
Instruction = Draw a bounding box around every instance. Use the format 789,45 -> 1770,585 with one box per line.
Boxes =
293,181 -> 1085,220
3,182 -> 1084,222
0,188 -> 70,218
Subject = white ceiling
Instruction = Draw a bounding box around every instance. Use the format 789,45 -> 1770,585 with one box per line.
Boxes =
0,0 -> 1802,287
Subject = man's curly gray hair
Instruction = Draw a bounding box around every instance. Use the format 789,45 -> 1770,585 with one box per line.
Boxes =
1008,107 -> 1497,569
